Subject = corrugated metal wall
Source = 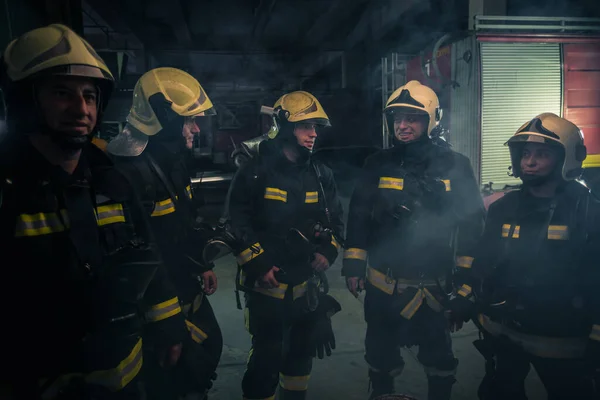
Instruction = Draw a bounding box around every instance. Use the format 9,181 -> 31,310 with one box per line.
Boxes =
450,36 -> 481,182
480,42 -> 562,187
563,42 -> 600,167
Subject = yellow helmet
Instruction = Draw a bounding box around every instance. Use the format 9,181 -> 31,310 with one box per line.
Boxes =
3,24 -> 114,106
269,91 -> 330,139
506,113 -> 587,181
384,80 -> 442,136
126,67 -> 215,136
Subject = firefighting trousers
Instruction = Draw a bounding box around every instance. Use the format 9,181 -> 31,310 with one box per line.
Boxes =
242,291 -> 314,400
480,334 -> 595,400
364,283 -> 457,400
143,294 -> 223,400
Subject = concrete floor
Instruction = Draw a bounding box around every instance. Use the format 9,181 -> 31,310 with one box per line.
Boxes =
204,254 -> 547,400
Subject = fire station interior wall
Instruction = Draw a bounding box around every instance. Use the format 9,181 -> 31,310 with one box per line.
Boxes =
450,35 -> 481,181
563,42 -> 600,168
480,41 -> 562,187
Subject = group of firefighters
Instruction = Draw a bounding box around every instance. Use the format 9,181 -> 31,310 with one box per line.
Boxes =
0,23 -> 598,400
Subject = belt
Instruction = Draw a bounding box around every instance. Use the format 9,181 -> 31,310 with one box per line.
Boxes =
366,266 -> 444,319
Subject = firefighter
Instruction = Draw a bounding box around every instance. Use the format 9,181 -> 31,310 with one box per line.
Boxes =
107,67 -> 223,399
343,80 -> 485,400
0,24 -> 186,399
460,113 -> 600,400
226,90 -> 344,400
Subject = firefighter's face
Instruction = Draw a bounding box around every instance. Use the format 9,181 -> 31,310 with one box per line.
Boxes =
182,116 -> 200,150
36,76 -> 98,136
393,111 -> 428,143
520,142 -> 560,180
294,122 -> 318,151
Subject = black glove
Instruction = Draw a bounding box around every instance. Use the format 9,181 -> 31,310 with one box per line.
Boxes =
448,295 -> 476,323
309,294 -> 342,359
273,105 -> 294,137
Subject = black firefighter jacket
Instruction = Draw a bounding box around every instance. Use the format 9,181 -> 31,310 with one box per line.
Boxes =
112,140 -> 211,306
471,182 -> 600,358
227,140 -> 344,296
0,137 -> 185,396
343,138 -> 485,317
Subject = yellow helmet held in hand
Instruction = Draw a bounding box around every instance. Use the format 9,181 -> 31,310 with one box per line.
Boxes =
126,67 -> 215,137
506,113 -> 586,181
3,24 -> 114,108
269,91 -> 330,139
384,80 -> 442,136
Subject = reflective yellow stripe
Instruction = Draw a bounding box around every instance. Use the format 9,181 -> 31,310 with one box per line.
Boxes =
264,187 -> 287,202
279,374 -> 310,391
86,338 -> 143,390
548,225 -> 569,240
366,267 -> 395,295
331,236 -> 341,251
457,284 -> 472,298
400,291 -> 425,319
478,314 -> 587,359
378,177 -> 404,190
192,293 -> 203,314
151,198 -> 176,217
442,179 -> 451,191
145,297 -> 182,322
185,185 -> 193,199
501,224 -> 520,238
456,256 -> 474,269
344,248 -> 367,261
293,281 -> 308,300
590,324 -> 600,342
15,210 -> 69,237
423,288 -> 443,312
305,191 -> 319,204
236,243 -> 264,265
43,338 -> 144,398
239,270 -> 308,300
253,283 -> 289,300
96,203 -> 125,226
185,320 -> 208,344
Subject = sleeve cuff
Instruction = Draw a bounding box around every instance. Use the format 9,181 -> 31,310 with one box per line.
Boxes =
342,248 -> 368,277
317,236 -> 341,265
456,255 -> 474,269
457,284 -> 474,300
144,297 -> 187,346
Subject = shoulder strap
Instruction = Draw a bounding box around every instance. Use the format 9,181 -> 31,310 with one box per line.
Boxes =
311,161 -> 331,225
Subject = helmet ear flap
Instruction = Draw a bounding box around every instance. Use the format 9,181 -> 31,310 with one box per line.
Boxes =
576,144 -> 587,162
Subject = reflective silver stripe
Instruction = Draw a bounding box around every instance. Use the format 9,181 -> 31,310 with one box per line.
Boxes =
457,284 -> 472,298
366,267 -> 395,295
151,198 -> 176,217
378,177 -> 404,190
479,314 -> 587,359
305,191 -> 318,204
96,204 -> 125,226
236,243 -> 264,265
15,210 -> 69,237
279,374 -> 310,391
548,225 -> 569,240
264,187 -> 287,202
185,320 -> 208,343
344,248 -> 367,261
590,324 -> 600,342
456,256 -> 474,269
145,297 -> 182,322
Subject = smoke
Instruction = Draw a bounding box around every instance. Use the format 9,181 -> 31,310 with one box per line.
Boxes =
508,0 -> 598,18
